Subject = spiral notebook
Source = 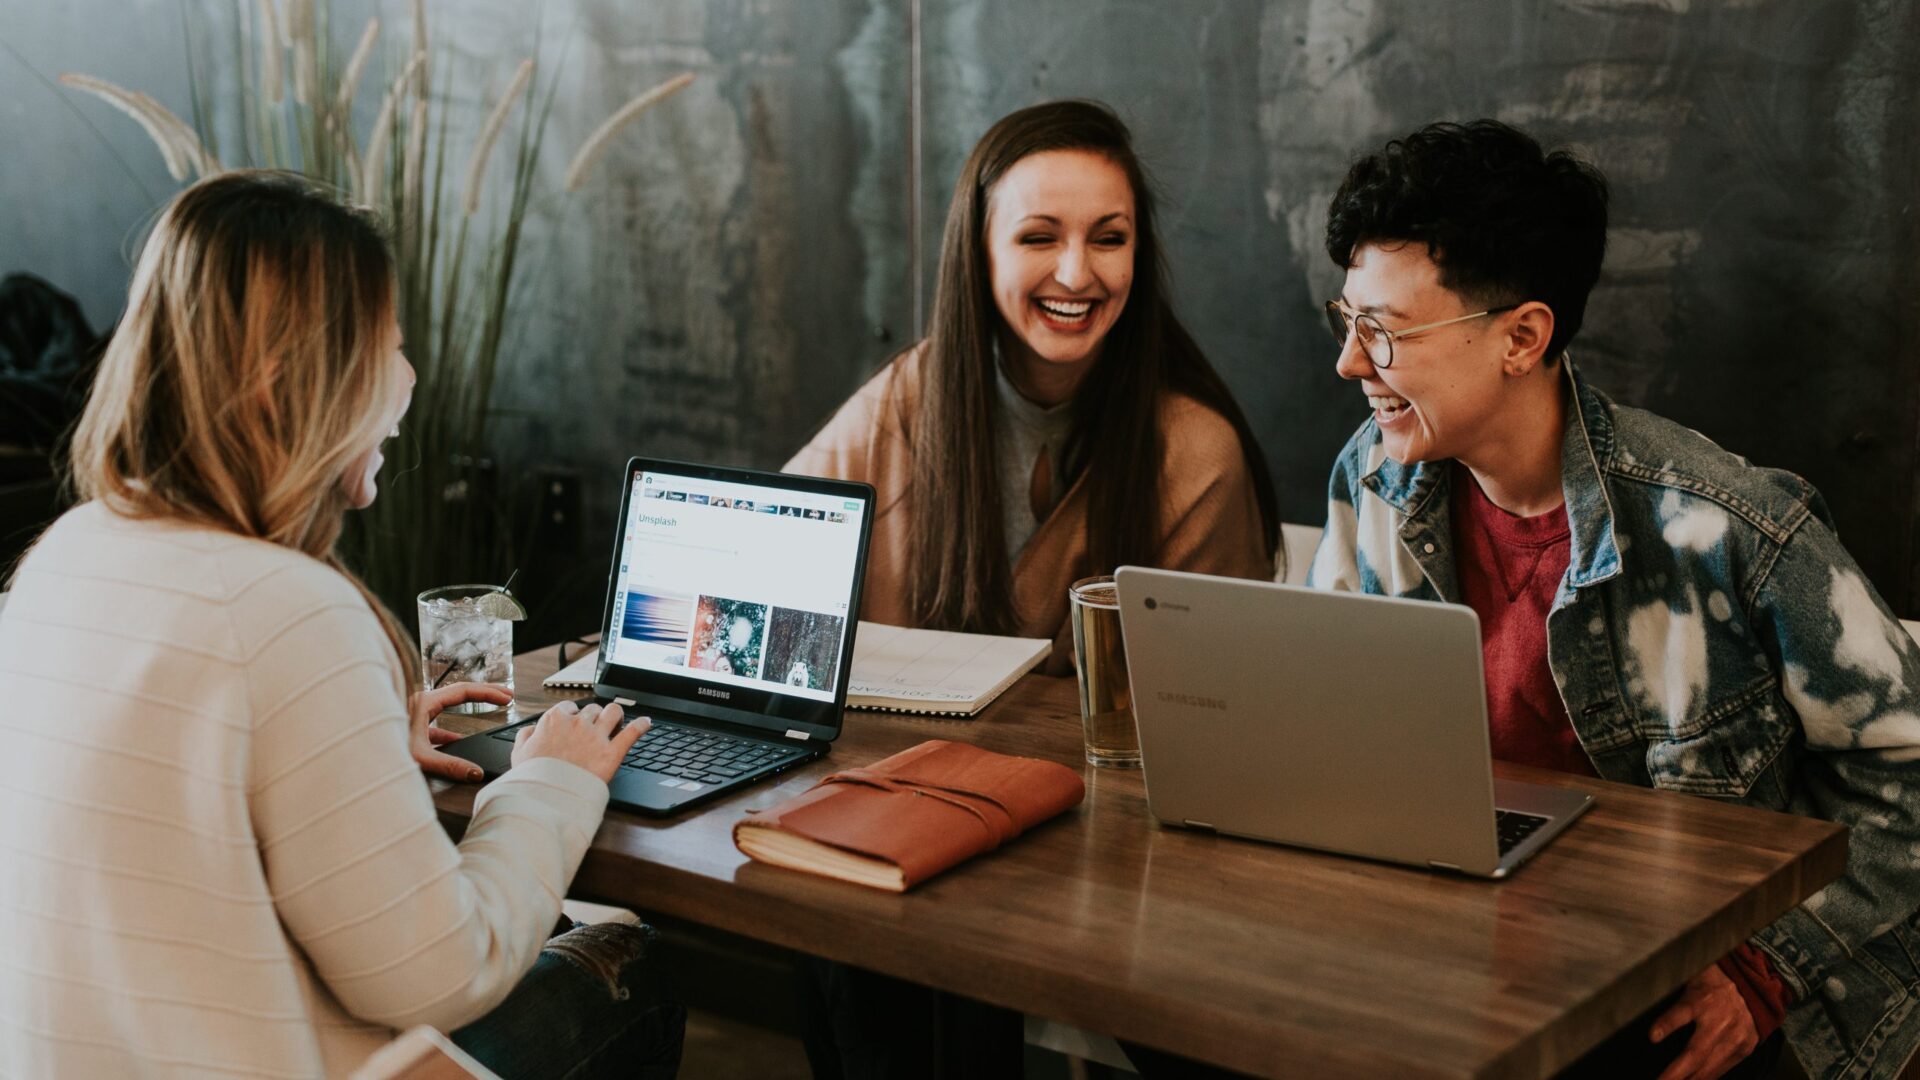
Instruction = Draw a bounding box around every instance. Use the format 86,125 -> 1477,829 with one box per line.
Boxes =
543,647 -> 606,691
544,622 -> 1049,718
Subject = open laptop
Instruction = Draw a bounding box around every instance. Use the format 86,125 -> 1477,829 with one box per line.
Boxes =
1113,567 -> 1591,878
445,458 -> 875,815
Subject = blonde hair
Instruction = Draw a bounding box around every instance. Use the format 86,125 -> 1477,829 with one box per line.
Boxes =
69,170 -> 420,690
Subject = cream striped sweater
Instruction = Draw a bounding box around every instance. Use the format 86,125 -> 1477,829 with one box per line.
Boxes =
0,503 -> 609,1078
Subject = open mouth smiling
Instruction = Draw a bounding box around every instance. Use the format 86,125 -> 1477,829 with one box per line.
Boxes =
1035,297 -> 1098,329
1368,393 -> 1411,423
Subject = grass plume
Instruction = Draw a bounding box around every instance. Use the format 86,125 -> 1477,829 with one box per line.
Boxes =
287,0 -> 315,106
336,15 -> 378,116
58,74 -> 201,181
256,0 -> 283,104
460,58 -> 533,215
563,72 -> 695,192
411,0 -> 430,96
359,52 -> 423,202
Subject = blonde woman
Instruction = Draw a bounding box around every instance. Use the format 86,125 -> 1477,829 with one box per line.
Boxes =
0,172 -> 682,1078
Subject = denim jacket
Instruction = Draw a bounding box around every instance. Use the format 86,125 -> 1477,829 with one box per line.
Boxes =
1307,363 -> 1920,1080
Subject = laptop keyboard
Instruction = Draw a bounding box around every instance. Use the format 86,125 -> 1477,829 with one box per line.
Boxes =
488,718 -> 807,786
622,722 -> 806,783
1495,809 -> 1551,855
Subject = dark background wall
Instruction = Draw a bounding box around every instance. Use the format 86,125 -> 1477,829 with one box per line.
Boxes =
4,0 -> 1918,626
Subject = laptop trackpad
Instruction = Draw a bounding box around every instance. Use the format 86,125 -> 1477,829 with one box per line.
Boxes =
1493,777 -> 1592,821
608,768 -> 695,811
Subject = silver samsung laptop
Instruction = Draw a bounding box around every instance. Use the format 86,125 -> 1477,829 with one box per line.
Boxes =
1114,567 -> 1592,878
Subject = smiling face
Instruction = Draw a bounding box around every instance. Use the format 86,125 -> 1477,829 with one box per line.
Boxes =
985,149 -> 1136,397
1334,242 -> 1516,467
339,316 -> 416,510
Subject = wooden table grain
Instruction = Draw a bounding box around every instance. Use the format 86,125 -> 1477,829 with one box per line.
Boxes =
432,642 -> 1847,1079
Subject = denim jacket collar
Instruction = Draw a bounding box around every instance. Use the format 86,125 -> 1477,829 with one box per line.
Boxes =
1358,359 -> 1623,596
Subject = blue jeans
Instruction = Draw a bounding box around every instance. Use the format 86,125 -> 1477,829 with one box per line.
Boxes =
451,921 -> 685,1080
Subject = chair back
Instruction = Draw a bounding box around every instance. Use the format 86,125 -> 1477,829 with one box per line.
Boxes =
1278,523 -> 1322,586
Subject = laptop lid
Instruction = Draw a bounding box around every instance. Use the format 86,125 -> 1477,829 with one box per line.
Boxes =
1114,567 -> 1508,874
590,458 -> 875,744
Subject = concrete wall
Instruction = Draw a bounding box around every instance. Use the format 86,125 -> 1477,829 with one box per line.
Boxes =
6,0 -> 1919,610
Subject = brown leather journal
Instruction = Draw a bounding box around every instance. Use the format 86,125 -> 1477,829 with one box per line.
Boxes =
732,739 -> 1085,891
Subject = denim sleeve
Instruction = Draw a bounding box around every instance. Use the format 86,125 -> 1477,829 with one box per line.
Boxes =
1746,516 -> 1920,996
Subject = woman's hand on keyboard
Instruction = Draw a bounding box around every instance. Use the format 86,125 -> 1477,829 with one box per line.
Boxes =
511,700 -> 651,783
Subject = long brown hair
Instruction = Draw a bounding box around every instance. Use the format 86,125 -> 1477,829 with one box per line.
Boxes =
67,170 -> 420,689
906,100 -> 1278,632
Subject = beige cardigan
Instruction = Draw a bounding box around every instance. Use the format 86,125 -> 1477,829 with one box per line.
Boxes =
0,503 -> 609,1078
787,349 -> 1274,673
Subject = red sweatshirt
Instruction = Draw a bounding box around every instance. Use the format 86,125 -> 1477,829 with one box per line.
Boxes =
1450,463 -> 1791,1042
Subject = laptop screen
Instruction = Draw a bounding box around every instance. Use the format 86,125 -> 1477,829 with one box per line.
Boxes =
594,460 -> 873,736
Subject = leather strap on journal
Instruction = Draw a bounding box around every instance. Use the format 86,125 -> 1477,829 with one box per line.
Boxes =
733,739 -> 1086,889
817,767 -> 1020,848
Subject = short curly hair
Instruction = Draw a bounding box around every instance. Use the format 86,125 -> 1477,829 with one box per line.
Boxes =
1325,120 -> 1609,362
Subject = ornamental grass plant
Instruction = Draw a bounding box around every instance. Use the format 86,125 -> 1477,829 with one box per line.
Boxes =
58,0 -> 692,618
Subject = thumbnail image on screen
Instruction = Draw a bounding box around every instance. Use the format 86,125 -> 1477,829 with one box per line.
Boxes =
689,595 -> 768,677
762,609 -> 846,692
618,592 -> 694,667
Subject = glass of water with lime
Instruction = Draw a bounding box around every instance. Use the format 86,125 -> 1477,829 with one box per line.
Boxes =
417,584 -> 527,713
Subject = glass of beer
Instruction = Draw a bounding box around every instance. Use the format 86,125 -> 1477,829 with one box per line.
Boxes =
1070,575 -> 1139,768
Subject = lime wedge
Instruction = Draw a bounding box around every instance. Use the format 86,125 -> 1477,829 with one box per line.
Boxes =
474,590 -> 528,621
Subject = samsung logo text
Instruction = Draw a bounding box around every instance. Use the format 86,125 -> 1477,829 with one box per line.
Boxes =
698,687 -> 731,700
1158,691 -> 1227,711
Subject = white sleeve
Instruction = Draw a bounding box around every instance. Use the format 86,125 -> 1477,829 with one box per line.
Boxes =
243,582 -> 607,1032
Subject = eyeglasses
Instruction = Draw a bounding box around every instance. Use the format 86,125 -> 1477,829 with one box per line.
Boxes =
1323,299 -> 1517,369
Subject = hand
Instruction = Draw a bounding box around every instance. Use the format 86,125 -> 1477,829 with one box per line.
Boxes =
409,683 -> 513,782
511,700 -> 651,784
1651,964 -> 1759,1080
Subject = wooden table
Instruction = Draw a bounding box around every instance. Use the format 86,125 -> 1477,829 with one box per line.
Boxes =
433,643 -> 1847,1079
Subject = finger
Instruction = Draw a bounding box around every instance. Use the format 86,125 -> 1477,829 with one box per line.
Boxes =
542,701 -> 580,725
591,703 -> 621,736
426,724 -> 464,745
1671,1039 -> 1737,1080
515,725 -> 532,746
1649,1001 -> 1695,1044
424,683 -> 509,710
613,713 -> 650,753
1655,1040 -> 1703,1080
426,683 -> 514,712
1655,1023 -> 1733,1080
1702,1023 -> 1757,1080
418,748 -> 485,783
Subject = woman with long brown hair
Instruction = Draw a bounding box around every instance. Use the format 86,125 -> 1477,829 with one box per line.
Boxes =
788,99 -> 1277,670
0,172 -> 680,1078
790,101 -> 1277,1077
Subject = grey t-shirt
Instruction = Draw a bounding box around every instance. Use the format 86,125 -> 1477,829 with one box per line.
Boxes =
993,365 -> 1076,560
